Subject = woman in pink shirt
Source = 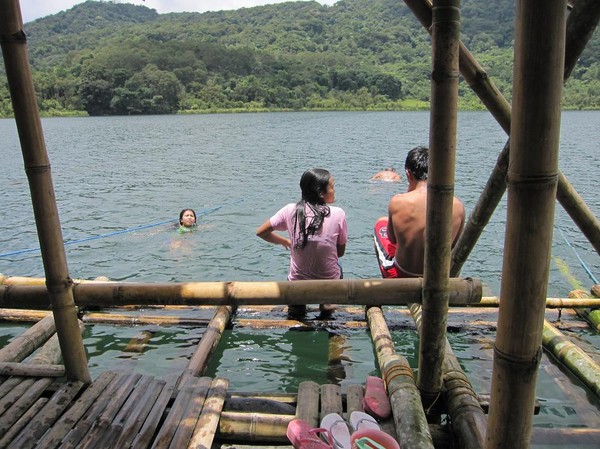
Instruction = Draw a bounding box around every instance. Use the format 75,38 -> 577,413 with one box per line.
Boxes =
256,168 -> 348,316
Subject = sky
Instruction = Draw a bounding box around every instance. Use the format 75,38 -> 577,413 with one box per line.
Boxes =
20,0 -> 338,24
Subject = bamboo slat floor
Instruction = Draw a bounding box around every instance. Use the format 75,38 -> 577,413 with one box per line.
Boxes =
0,371 -> 228,449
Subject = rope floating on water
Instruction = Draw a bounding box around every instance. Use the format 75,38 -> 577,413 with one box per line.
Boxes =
0,200 -> 241,258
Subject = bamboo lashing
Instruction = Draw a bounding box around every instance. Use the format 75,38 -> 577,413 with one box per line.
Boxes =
0,277 -> 482,308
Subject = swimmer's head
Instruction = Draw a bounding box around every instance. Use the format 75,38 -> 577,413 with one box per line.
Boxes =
179,209 -> 197,227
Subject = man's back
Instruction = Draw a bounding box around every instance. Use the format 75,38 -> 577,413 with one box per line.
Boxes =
389,186 -> 465,278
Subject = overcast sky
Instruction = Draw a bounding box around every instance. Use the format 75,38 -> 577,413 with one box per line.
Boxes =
21,0 -> 337,24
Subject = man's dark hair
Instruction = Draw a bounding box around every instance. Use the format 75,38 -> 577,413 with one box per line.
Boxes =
405,146 -> 428,181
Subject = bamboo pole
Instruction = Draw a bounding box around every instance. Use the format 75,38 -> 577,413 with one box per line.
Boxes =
0,278 -> 482,308
409,304 -> 486,449
487,2 -> 566,448
568,289 -> 600,331
542,319 -> 600,398
0,0 -> 90,383
404,0 -> 600,271
367,307 -> 434,449
0,314 -> 55,362
419,0 -> 461,404
177,306 -> 233,388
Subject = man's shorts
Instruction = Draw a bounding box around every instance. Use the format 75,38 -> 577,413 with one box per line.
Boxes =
373,217 -> 398,278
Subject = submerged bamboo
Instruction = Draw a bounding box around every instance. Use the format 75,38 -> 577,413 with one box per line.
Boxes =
419,0 -> 461,404
542,320 -> 600,398
367,307 -> 434,449
0,314 -> 55,363
410,304 -> 486,449
487,2 -> 566,448
568,289 -> 600,331
0,0 -> 90,383
178,306 -> 233,388
0,277 -> 482,308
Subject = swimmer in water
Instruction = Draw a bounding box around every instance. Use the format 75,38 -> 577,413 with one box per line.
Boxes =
178,208 -> 197,233
372,167 -> 401,182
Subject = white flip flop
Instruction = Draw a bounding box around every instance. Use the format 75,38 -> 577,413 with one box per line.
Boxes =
320,412 -> 351,449
350,411 -> 380,432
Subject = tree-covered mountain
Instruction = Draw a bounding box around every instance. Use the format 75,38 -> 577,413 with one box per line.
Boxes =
0,0 -> 597,116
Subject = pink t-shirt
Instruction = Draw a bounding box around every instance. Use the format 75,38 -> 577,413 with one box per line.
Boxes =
270,203 -> 348,281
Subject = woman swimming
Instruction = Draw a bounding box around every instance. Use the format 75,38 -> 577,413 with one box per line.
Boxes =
178,208 -> 197,233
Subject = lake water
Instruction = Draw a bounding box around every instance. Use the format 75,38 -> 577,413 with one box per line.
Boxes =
1,111 -> 599,440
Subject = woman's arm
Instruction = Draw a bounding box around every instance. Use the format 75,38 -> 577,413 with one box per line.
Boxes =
337,244 -> 346,257
256,220 -> 291,250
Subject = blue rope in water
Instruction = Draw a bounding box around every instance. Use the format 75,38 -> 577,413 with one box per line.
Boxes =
0,202 -> 234,258
557,226 -> 599,285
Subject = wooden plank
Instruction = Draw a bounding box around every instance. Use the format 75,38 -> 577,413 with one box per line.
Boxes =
130,382 -> 176,449
151,377 -> 210,449
188,377 -> 230,449
0,378 -> 34,413
8,380 -> 84,449
0,361 -> 65,377
346,384 -> 364,416
168,377 -> 212,449
59,372 -> 131,448
295,381 -> 319,427
0,397 -> 48,448
96,375 -> 155,448
76,373 -> 143,449
0,377 -> 53,434
36,371 -> 117,449
320,384 -> 342,417
113,378 -> 168,448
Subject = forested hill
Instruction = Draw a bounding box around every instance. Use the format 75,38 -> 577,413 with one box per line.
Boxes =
0,0 -> 597,116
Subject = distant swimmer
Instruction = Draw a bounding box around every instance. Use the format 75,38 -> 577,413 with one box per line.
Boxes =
178,208 -> 197,233
372,167 -> 401,182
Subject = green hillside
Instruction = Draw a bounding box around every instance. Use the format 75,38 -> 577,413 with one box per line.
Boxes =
0,0 -> 597,116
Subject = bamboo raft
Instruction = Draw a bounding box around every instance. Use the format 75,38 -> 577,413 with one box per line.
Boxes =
1,0 -> 600,448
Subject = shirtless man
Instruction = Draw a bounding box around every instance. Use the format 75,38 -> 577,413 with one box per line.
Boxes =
374,146 -> 465,278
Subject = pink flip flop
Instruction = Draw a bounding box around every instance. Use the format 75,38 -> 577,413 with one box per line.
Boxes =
351,429 -> 401,449
350,411 -> 380,432
363,376 -> 391,419
287,418 -> 334,449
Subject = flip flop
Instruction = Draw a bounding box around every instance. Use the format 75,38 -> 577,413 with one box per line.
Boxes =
349,411 -> 380,432
287,418 -> 334,449
321,412 -> 351,449
362,376 -> 391,419
350,429 -> 401,449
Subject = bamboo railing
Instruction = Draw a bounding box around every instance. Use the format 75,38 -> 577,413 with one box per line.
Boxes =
0,278 -> 482,308
486,3 -> 567,449
0,0 -> 90,383
418,0 -> 462,404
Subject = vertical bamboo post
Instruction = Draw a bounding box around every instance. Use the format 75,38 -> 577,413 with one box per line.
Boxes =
486,1 -> 566,448
0,0 -> 90,383
419,0 -> 461,404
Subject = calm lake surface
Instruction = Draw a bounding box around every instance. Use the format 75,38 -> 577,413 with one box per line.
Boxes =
1,111 -> 599,438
